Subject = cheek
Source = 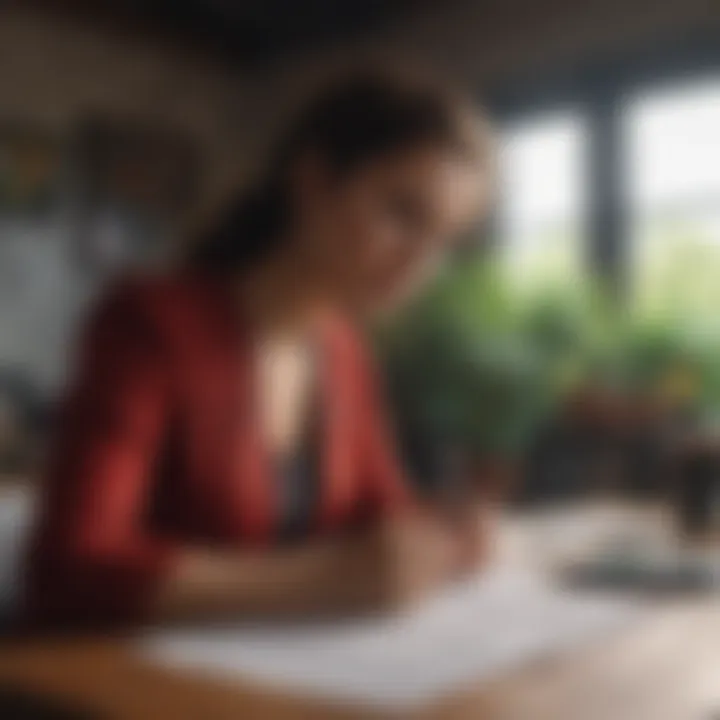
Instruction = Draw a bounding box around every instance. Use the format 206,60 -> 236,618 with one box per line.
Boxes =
352,220 -> 422,299
310,186 -> 445,310
374,244 -> 443,307
355,229 -> 442,313
319,194 -> 409,284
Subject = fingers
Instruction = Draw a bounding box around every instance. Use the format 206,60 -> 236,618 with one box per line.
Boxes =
372,515 -> 462,609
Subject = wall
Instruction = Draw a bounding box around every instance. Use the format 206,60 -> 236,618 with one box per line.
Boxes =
387,0 -> 720,90
0,5 -> 271,393
0,0 -> 717,394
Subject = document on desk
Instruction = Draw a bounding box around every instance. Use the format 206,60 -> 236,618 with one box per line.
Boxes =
141,567 -> 641,711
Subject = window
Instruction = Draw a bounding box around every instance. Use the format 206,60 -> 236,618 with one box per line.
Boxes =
498,113 -> 588,294
626,78 -> 720,326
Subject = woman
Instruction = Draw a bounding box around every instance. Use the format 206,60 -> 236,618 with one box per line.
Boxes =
24,69 -> 491,629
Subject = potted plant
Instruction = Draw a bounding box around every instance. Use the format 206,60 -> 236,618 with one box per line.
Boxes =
378,257 -> 562,503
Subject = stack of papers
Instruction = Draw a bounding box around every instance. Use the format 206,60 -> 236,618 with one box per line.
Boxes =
141,566 -> 642,711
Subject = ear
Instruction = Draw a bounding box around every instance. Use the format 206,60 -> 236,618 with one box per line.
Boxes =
289,149 -> 334,209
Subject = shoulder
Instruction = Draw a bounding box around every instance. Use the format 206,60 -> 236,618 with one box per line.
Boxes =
90,270 -> 193,316
77,272 -> 220,364
86,270 -> 216,336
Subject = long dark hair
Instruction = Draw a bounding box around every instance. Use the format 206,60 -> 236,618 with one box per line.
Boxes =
190,68 -> 484,272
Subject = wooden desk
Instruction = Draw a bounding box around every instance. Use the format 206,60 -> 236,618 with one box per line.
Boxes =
0,598 -> 718,720
1,506 -> 717,719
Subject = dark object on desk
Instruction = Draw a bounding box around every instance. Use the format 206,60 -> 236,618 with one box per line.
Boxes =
0,686 -> 101,719
677,450 -> 719,537
562,555 -> 718,594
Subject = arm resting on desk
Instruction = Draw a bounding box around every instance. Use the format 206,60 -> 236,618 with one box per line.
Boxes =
23,282 -> 436,628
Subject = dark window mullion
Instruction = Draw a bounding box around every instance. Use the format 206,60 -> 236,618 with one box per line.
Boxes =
586,89 -> 628,299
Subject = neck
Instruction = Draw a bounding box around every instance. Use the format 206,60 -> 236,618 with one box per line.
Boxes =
235,241 -> 323,338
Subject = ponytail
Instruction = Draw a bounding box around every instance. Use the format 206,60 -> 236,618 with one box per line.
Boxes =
188,67 -> 483,274
188,177 -> 290,272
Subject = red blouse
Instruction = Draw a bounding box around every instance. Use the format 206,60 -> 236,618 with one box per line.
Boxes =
23,272 -> 412,628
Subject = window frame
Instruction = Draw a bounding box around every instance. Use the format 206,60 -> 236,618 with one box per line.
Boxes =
486,34 -> 720,299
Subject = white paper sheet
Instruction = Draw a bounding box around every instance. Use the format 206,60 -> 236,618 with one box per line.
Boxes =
140,567 -> 642,711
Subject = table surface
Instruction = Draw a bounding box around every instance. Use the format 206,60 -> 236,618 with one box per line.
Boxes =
0,505 -> 718,720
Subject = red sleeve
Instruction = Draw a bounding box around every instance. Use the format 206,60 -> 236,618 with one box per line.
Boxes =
354,339 -> 417,518
24,280 -> 178,628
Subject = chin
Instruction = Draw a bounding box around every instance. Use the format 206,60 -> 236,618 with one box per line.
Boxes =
363,292 -> 411,320
335,293 -> 387,321
339,281 -> 412,321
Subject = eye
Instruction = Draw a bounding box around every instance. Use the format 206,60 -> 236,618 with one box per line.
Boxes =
385,190 -> 427,231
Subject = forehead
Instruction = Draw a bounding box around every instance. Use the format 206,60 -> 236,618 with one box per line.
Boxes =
363,145 -> 485,215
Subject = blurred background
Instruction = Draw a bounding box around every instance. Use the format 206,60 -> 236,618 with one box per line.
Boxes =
0,0 -> 719,591
0,2 -> 718,717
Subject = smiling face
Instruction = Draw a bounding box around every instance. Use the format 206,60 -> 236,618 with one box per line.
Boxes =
291,142 -> 489,317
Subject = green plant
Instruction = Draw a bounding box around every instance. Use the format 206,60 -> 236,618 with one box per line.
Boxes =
379,246 -> 720,478
378,256 -> 565,460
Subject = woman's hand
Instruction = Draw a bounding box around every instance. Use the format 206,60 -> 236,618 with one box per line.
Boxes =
450,502 -> 499,576
154,513 -> 461,623
337,513 -> 463,613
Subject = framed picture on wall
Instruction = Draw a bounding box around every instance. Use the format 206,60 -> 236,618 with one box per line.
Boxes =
70,116 -> 201,272
0,125 -> 62,216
